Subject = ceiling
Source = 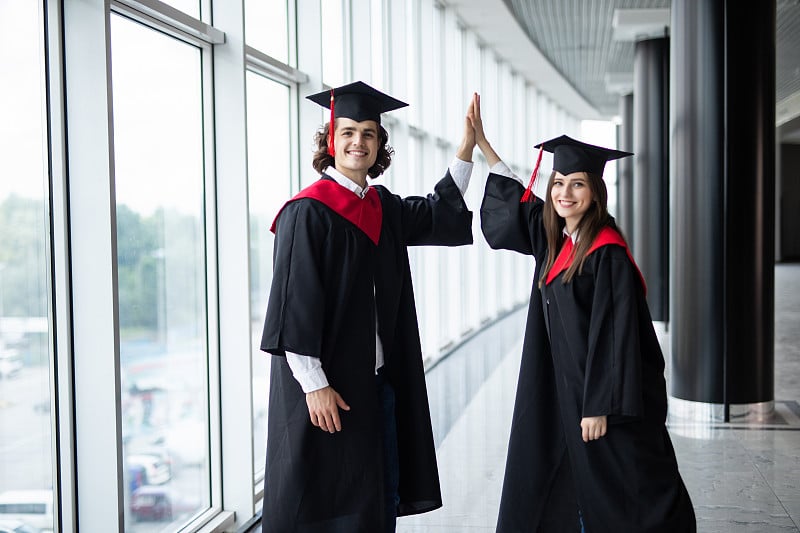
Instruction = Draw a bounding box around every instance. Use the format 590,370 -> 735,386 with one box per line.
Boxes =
449,0 -> 800,141
502,0 -> 669,117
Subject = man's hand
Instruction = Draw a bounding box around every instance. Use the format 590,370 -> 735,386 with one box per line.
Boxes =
467,93 -> 501,167
456,96 -> 477,161
306,386 -> 350,433
580,415 -> 607,443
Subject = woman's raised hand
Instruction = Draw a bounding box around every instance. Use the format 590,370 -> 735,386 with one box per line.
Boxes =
468,92 -> 501,167
468,93 -> 487,145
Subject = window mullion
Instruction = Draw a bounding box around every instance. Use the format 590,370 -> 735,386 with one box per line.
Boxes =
212,0 -> 257,525
245,46 -> 308,85
62,0 -> 125,530
45,0 -> 78,530
111,0 -> 225,45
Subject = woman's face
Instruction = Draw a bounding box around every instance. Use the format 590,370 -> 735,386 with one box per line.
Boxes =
550,171 -> 594,230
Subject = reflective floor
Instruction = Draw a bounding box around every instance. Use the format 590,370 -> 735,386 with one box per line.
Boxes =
398,264 -> 800,533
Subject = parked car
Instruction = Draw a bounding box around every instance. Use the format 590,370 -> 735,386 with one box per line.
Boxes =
126,454 -> 170,486
129,486 -> 199,522
0,490 -> 53,532
0,519 -> 41,533
127,445 -> 172,476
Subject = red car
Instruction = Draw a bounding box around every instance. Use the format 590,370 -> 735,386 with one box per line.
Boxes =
129,486 -> 199,522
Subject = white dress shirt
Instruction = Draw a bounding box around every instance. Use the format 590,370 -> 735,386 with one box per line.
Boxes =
563,226 -> 580,243
489,160 -> 524,185
285,158 -> 474,393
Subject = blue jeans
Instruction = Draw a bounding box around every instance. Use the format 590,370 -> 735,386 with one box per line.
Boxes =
376,370 -> 399,533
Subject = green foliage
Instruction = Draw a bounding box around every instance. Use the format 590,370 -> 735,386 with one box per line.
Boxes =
115,204 -> 206,339
116,204 -> 161,333
0,194 -> 48,317
0,197 -> 204,340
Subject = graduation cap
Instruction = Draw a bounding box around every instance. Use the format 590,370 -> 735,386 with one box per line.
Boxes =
306,81 -> 408,156
520,135 -> 633,202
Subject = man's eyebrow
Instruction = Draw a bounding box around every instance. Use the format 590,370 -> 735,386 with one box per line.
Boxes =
340,126 -> 378,133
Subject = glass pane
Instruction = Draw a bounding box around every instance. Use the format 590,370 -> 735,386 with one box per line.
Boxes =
370,0 -> 385,88
0,2 -> 56,532
245,72 -> 291,481
321,0 -> 346,87
110,15 -> 210,530
245,0 -> 289,64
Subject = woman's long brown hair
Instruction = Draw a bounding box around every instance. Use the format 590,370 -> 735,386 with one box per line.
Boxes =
311,120 -> 395,178
539,170 -> 617,287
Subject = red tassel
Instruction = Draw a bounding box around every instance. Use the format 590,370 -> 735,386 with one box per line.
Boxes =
327,89 -> 335,156
520,143 -> 545,203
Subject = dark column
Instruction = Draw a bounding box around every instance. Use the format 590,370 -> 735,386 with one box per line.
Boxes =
777,134 -> 800,261
671,0 -> 725,404
670,0 -> 775,408
633,37 -> 669,322
724,1 -> 775,405
617,93 -> 634,244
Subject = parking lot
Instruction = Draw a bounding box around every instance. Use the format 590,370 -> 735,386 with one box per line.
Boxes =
0,365 -> 209,532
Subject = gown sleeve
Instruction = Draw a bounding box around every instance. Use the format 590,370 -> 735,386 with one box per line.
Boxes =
582,245 -> 644,420
480,173 -> 547,258
397,171 -> 473,247
260,200 -> 327,357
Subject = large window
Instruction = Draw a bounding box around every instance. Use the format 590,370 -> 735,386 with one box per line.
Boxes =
245,0 -> 289,64
369,0 -> 386,89
0,2 -> 56,531
245,72 -> 292,482
110,14 -> 211,529
321,0 -> 347,87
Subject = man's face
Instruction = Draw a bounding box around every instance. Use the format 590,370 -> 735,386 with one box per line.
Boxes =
333,118 -> 380,179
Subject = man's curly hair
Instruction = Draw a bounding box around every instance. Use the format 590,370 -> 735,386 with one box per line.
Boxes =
312,121 -> 395,178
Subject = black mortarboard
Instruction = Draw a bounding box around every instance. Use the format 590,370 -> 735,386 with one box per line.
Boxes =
306,81 -> 408,124
521,134 -> 633,202
536,134 -> 632,176
306,81 -> 408,156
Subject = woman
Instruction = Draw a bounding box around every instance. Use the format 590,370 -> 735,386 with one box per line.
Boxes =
470,93 -> 696,532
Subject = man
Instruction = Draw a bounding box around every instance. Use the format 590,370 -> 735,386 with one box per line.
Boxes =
260,81 -> 476,532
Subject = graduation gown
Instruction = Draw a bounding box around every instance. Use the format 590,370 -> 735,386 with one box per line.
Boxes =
481,173 -> 695,533
480,176 -> 579,532
260,172 -> 472,533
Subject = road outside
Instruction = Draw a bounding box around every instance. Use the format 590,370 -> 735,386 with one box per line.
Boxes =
0,365 -> 209,532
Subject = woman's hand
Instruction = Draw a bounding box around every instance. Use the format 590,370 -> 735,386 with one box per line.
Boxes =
467,92 -> 501,167
580,415 -> 607,442
468,92 -> 487,145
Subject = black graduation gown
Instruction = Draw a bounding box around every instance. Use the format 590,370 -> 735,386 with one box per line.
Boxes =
481,174 -> 581,532
481,173 -> 695,533
260,172 -> 472,533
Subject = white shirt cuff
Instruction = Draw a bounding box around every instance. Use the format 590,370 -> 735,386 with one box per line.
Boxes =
449,157 -> 473,196
286,352 -> 329,393
489,160 -> 524,185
